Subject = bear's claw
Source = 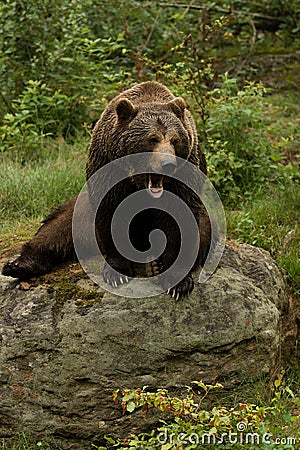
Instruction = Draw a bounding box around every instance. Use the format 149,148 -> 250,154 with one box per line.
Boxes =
103,272 -> 130,288
103,261 -> 132,288
165,275 -> 194,300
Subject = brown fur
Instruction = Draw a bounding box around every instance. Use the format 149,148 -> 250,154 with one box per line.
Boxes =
2,82 -> 212,299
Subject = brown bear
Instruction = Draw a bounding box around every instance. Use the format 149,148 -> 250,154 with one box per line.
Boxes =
2,82 -> 212,299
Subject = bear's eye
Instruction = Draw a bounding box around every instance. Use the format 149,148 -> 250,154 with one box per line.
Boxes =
172,138 -> 179,147
149,137 -> 159,146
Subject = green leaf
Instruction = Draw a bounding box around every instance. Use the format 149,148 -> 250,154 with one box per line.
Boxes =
285,386 -> 295,398
274,379 -> 281,388
126,401 -> 136,413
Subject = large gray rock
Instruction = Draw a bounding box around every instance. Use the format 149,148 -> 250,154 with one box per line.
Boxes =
0,242 -> 296,449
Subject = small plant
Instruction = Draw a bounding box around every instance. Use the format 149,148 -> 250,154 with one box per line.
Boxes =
93,377 -> 300,449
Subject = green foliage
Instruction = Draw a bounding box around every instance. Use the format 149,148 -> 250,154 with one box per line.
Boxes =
0,0 -> 129,153
1,374 -> 299,449
93,376 -> 300,449
0,81 -> 72,160
0,0 -> 126,95
204,76 -> 281,200
0,0 -> 299,163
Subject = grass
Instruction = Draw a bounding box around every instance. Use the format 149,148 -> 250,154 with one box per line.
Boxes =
224,88 -> 300,296
263,90 -> 300,162
0,137 -> 86,235
0,433 -> 62,449
226,180 -> 300,293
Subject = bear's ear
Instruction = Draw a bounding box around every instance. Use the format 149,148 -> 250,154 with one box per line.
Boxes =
167,97 -> 187,120
116,98 -> 137,123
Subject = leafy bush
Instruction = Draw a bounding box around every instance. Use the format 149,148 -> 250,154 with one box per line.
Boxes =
0,81 -> 72,160
204,75 -> 283,200
0,0 -> 129,152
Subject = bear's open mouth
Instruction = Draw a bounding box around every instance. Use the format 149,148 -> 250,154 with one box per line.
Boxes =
148,174 -> 164,199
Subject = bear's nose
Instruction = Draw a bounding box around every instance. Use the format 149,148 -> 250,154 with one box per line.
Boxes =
161,158 -> 177,175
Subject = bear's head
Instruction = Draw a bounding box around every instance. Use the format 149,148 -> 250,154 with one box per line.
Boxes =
114,96 -> 192,198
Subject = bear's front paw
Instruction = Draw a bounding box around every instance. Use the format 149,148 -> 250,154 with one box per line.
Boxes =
2,261 -> 28,279
160,273 -> 194,300
167,275 -> 194,300
103,259 -> 133,288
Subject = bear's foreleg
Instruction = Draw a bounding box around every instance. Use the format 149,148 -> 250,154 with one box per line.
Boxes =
2,197 -> 78,279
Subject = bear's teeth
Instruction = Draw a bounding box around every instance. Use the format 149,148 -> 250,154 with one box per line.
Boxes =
148,175 -> 164,198
150,191 -> 163,199
148,186 -> 163,198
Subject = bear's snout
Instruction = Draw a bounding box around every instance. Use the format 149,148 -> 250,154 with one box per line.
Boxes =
161,156 -> 177,175
150,152 -> 177,175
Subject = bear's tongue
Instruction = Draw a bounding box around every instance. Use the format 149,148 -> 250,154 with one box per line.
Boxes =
148,174 -> 164,199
